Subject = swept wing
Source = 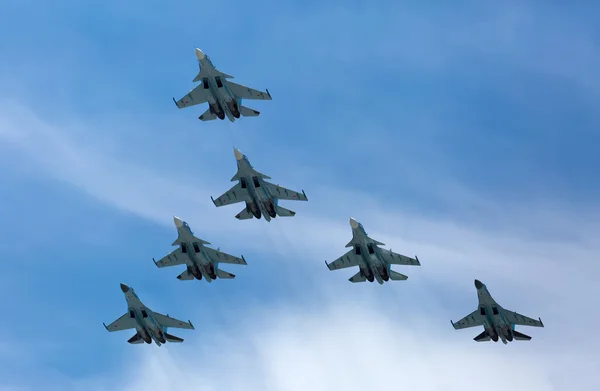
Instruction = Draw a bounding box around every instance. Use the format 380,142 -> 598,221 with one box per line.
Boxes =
153,247 -> 186,268
503,310 -> 544,327
378,249 -> 420,266
326,249 -> 361,270
212,183 -> 247,207
226,81 -> 272,100
152,312 -> 195,330
103,313 -> 136,332
174,86 -> 211,109
264,183 -> 308,201
203,246 -> 247,265
451,310 -> 484,330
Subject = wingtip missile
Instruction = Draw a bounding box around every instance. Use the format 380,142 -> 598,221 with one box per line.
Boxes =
189,320 -> 195,329
415,255 -> 420,265
266,88 -> 272,99
210,196 -> 217,206
302,190 -> 308,200
241,255 -> 248,265
539,317 -> 544,327
152,258 -> 159,267
172,97 -> 180,108
103,322 -> 109,331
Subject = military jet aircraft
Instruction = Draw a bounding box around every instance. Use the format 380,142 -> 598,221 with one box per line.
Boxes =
153,216 -> 247,282
173,48 -> 272,122
451,279 -> 544,344
325,218 -> 421,284
103,283 -> 195,346
211,148 -> 308,221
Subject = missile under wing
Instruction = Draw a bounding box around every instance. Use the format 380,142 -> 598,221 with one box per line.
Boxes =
103,283 -> 195,346
211,148 -> 308,222
451,279 -> 544,344
325,218 -> 420,284
173,48 -> 272,122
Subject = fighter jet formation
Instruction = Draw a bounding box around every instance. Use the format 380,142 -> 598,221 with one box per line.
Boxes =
211,148 -> 308,221
103,284 -> 195,346
153,216 -> 247,282
173,48 -> 272,122
451,279 -> 544,344
104,47 -> 545,346
326,218 -> 420,284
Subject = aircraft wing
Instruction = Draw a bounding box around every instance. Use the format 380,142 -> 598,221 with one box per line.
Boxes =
152,312 -> 195,330
226,81 -> 272,100
326,249 -> 361,270
451,310 -> 484,330
203,246 -> 247,265
103,313 -> 136,332
211,183 -> 248,207
264,183 -> 308,201
503,310 -> 544,327
153,247 -> 186,268
174,86 -> 211,109
378,249 -> 420,266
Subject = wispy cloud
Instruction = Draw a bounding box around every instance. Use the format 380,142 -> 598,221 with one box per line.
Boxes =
1,2 -> 599,390
47,293 -> 598,391
0,99 -> 597,331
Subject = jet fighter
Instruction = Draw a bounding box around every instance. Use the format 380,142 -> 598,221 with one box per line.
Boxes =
325,218 -> 421,284
103,283 -> 194,346
211,148 -> 308,221
153,216 -> 247,282
451,279 -> 544,344
173,48 -> 272,122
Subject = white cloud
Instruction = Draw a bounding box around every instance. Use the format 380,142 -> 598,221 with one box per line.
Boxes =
61,296 -> 595,391
1,100 -> 599,390
0,99 -> 597,293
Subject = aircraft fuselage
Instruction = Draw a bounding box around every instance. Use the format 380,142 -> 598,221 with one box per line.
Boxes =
477,290 -> 515,344
354,240 -> 391,285
178,238 -> 218,282
200,60 -> 241,122
240,175 -> 277,221
128,306 -> 167,346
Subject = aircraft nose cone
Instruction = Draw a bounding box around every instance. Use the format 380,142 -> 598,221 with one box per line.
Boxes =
195,48 -> 205,60
233,148 -> 243,161
349,217 -> 359,229
474,279 -> 484,289
120,283 -> 130,293
173,216 -> 183,228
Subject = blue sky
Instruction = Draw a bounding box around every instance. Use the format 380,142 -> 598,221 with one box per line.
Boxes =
0,1 -> 599,390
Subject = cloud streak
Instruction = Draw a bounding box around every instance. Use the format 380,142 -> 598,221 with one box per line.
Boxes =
1,2 -> 599,390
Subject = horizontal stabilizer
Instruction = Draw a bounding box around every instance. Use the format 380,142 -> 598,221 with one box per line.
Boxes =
198,107 -> 217,121
176,270 -> 195,281
164,333 -> 184,343
239,105 -> 260,117
473,330 -> 491,342
349,271 -> 367,283
235,208 -> 254,220
512,330 -> 532,341
388,270 -> 408,281
128,333 -> 144,344
275,205 -> 296,217
216,268 -> 235,279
